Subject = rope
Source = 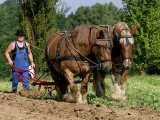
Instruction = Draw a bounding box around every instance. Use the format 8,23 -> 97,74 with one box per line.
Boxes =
9,64 -> 49,91
30,44 -> 45,52
10,65 -> 36,89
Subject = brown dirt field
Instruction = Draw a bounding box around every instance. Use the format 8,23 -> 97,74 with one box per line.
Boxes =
0,92 -> 160,120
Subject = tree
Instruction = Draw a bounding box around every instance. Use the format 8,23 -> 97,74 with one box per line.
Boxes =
63,2 -> 121,30
0,0 -> 59,78
56,0 -> 70,31
18,0 -> 58,72
0,0 -> 21,78
122,0 -> 160,74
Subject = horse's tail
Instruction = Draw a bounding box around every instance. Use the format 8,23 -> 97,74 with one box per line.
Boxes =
92,69 -> 106,97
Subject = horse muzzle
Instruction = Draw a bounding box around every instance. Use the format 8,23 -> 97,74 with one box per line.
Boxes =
101,61 -> 112,72
123,59 -> 132,69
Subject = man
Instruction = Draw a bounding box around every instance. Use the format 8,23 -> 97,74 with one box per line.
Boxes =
5,30 -> 35,93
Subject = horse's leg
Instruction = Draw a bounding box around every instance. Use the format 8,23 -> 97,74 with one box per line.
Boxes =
93,69 -> 105,97
110,65 -> 123,101
120,68 -> 128,100
81,72 -> 90,104
59,75 -> 68,97
50,67 -> 67,101
63,69 -> 82,103
100,71 -> 107,96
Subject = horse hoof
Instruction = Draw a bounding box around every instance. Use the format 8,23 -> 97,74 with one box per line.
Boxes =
76,93 -> 83,104
122,96 -> 126,101
111,94 -> 125,102
63,93 -> 75,103
83,100 -> 88,104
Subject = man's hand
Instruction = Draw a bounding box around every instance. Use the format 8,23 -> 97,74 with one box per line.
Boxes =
8,60 -> 13,66
31,62 -> 35,68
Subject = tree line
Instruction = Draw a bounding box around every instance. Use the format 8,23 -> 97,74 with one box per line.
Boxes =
0,0 -> 160,78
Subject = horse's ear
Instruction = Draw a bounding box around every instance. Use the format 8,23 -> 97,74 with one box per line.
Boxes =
90,26 -> 107,44
97,30 -> 105,38
130,24 -> 138,35
75,26 -> 90,45
114,24 -> 121,35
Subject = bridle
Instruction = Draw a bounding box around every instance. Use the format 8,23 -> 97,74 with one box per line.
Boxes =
114,27 -> 134,63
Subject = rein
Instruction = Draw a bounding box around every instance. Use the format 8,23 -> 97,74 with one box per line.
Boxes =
30,44 -> 45,52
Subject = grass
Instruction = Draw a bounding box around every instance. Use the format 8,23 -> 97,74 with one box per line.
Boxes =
0,75 -> 160,109
87,75 -> 160,110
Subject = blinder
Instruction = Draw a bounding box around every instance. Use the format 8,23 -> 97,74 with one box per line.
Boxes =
96,38 -> 113,49
114,27 -> 134,45
119,35 -> 134,46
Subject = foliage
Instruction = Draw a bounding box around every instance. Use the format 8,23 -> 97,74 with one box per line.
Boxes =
121,0 -> 160,74
56,1 -> 70,31
58,2 -> 121,30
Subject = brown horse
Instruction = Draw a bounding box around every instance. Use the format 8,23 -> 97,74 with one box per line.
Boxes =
93,22 -> 138,101
45,25 -> 113,103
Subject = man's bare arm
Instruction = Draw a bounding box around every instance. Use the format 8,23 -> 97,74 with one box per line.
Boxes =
5,42 -> 15,65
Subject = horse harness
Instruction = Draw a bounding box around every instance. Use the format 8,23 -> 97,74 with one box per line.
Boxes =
52,31 -> 112,71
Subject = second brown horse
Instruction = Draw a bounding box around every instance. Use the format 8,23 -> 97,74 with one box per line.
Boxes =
45,25 -> 113,103
93,22 -> 138,101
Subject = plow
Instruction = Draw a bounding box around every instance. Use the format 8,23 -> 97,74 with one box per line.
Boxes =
10,64 -> 93,96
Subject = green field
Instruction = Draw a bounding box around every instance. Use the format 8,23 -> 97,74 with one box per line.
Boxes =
88,75 -> 160,109
0,75 -> 160,110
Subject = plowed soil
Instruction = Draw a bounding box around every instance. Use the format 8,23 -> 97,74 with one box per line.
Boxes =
0,92 -> 160,120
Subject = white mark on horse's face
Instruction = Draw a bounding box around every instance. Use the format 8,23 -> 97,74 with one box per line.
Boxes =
119,30 -> 134,45
123,58 -> 132,68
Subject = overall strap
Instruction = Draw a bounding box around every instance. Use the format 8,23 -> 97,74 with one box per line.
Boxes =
24,41 -> 28,54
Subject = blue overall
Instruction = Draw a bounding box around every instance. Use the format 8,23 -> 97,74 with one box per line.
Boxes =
12,41 -> 29,91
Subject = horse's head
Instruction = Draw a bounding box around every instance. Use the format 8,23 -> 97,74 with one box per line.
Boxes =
90,25 -> 113,71
114,22 -> 138,69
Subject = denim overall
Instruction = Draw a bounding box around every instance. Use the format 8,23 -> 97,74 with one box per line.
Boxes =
12,41 -> 29,92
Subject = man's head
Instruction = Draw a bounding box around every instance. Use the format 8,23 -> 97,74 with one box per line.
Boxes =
15,30 -> 25,42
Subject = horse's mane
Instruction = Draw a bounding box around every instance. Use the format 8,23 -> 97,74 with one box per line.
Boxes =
114,22 -> 134,45
115,22 -> 130,31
